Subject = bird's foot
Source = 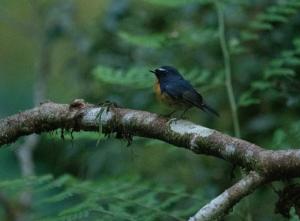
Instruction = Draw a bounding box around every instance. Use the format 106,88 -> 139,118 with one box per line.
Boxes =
99,100 -> 122,110
96,100 -> 121,140
166,117 -> 179,126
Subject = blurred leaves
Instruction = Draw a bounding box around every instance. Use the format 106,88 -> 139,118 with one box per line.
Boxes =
0,175 -> 206,221
93,66 -> 153,88
118,28 -> 218,49
271,121 -> 300,149
1,0 -> 300,220
238,91 -> 260,107
289,207 -> 300,221
264,38 -> 300,80
242,0 -> 300,41
144,0 -> 211,7
272,129 -> 288,148
119,31 -> 167,49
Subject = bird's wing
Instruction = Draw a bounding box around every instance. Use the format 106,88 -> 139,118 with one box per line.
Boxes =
163,81 -> 185,98
163,80 -> 203,106
162,80 -> 219,116
182,88 -> 219,116
163,79 -> 219,116
182,89 -> 203,108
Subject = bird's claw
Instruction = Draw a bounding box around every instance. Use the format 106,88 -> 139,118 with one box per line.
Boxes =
99,100 -> 121,111
167,117 -> 179,126
96,100 -> 121,138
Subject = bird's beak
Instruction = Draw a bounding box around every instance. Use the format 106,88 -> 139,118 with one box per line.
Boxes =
149,70 -> 156,74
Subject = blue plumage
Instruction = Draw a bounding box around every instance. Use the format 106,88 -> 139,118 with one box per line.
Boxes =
151,66 -> 219,117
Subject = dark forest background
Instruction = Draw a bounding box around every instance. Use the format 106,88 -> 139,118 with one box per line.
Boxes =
0,0 -> 300,220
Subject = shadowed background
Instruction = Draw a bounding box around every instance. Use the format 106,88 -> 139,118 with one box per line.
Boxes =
0,0 -> 300,220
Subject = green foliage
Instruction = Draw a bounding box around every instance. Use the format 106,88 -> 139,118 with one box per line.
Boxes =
2,0 -> 300,220
289,207 -> 300,221
118,28 -> 218,49
0,175 -> 204,221
93,66 -> 153,89
242,0 -> 300,41
272,129 -> 288,148
118,32 -> 167,49
271,121 -> 300,148
143,0 -> 211,7
92,65 -> 222,92
238,90 -> 260,107
239,37 -> 300,108
265,38 -> 300,79
181,28 -> 219,46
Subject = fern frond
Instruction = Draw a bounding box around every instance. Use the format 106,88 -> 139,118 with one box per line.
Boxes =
143,0 -> 211,7
180,28 -> 218,46
264,38 -> 300,79
242,0 -> 300,41
119,28 -> 218,49
119,31 -> 166,49
93,66 -> 153,89
0,175 -> 206,221
35,174 -> 74,193
0,175 -> 52,192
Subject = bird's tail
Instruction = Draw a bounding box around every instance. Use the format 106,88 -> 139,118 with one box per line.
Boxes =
201,103 -> 220,117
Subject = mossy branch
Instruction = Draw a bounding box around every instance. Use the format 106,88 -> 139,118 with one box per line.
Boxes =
1,99 -> 300,219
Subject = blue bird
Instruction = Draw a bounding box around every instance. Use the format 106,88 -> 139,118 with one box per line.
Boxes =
150,66 -> 219,118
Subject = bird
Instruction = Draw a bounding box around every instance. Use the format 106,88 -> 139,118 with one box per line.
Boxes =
150,66 -> 219,118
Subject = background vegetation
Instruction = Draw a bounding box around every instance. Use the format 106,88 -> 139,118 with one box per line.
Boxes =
0,0 -> 300,220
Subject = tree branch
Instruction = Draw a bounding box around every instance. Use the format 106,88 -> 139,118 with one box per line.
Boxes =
1,100 -> 300,178
189,171 -> 266,221
1,100 -> 300,219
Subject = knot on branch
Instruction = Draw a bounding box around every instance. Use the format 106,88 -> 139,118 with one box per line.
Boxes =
68,99 -> 100,132
69,99 -> 87,110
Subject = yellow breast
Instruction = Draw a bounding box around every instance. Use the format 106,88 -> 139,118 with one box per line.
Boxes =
154,80 -> 178,106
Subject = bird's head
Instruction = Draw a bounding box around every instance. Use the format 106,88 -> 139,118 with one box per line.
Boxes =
150,66 -> 182,81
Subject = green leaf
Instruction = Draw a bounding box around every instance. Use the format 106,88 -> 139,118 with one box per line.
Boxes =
264,68 -> 295,79
289,207 -> 300,221
119,31 -> 166,49
251,81 -> 272,90
243,0 -> 300,42
285,57 -> 300,66
144,0 -> 211,7
241,31 -> 259,41
238,91 -> 260,107
92,66 -> 153,89
180,28 -> 218,46
258,14 -> 288,23
272,129 -> 287,148
250,21 -> 273,31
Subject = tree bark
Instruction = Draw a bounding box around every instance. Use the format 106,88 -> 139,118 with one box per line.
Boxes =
1,100 -> 300,219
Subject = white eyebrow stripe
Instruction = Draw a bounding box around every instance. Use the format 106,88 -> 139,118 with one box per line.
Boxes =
158,68 -> 166,71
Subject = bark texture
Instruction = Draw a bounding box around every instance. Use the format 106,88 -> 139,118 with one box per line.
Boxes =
0,100 -> 299,220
